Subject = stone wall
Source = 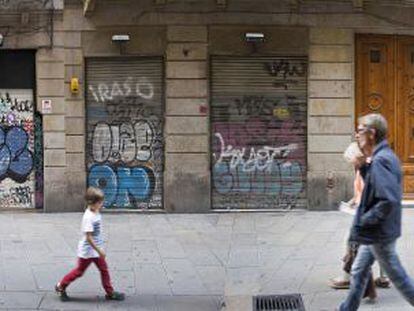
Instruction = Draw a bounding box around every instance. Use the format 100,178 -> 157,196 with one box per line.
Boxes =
307,28 -> 355,210
5,0 -> 414,211
165,26 -> 210,212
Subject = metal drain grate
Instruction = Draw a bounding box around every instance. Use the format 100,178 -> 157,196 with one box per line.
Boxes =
253,294 -> 305,311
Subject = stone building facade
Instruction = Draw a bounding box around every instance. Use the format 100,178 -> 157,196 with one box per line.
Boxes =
1,0 -> 413,212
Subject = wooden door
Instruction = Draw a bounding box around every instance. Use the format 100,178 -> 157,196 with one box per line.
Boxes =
397,37 -> 414,196
356,34 -> 414,197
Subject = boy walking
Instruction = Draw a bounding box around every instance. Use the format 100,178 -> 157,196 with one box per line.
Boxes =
55,187 -> 125,302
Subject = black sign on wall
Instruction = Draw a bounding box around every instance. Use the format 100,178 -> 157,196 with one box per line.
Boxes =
0,50 -> 36,89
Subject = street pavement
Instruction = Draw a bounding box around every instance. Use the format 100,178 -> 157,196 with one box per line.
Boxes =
1,210 -> 414,310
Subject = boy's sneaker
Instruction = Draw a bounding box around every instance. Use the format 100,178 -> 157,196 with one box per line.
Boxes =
105,291 -> 125,301
55,283 -> 70,302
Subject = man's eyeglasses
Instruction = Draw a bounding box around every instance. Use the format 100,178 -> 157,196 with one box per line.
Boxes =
355,126 -> 370,135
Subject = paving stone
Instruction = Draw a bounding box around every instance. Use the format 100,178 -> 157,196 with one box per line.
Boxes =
163,259 -> 207,295
0,291 -> 43,309
135,264 -> 172,296
156,295 -> 220,311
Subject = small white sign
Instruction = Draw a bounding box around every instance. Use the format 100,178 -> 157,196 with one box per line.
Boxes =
42,99 -> 52,114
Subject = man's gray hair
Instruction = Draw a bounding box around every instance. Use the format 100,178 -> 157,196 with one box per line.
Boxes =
358,113 -> 388,143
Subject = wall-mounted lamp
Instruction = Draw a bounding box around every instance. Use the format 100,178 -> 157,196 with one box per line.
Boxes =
112,34 -> 130,54
244,32 -> 265,43
244,32 -> 265,54
70,77 -> 79,94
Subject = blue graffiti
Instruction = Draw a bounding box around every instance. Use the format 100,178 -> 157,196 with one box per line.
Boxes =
213,160 -> 303,196
0,126 -> 33,183
88,164 -> 155,208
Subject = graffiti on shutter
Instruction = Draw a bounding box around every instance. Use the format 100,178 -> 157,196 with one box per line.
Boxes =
86,58 -> 163,209
211,57 -> 307,209
0,89 -> 35,208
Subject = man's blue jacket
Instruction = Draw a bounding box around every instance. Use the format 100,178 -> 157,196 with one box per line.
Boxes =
349,140 -> 402,245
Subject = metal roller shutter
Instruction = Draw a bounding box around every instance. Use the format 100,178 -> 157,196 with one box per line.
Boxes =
86,57 -> 164,209
211,56 -> 307,209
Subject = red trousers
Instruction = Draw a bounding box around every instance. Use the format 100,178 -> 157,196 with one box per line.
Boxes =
60,257 -> 114,295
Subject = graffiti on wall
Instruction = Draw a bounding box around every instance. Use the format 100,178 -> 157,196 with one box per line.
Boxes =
212,96 -> 306,209
0,90 -> 35,208
87,71 -> 163,209
34,112 -> 43,209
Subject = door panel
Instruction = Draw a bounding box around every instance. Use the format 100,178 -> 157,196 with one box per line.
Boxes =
356,35 -> 396,149
356,34 -> 414,197
397,37 -> 414,195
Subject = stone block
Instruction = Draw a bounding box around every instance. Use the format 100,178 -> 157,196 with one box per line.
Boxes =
307,171 -> 353,210
5,32 -> 50,49
166,43 -> 208,60
167,61 -> 206,79
37,79 -> 65,97
66,117 -> 85,135
66,153 -> 85,172
166,98 -> 208,116
65,172 -> 87,212
37,62 -> 65,79
309,63 -> 352,80
44,132 -> 65,149
44,149 -> 66,167
43,167 -> 67,212
310,28 -> 353,45
36,48 -> 65,62
165,116 -> 208,134
309,45 -> 352,62
166,135 -> 208,153
309,135 -> 351,153
52,31 -> 65,47
165,153 -> 209,174
309,98 -> 353,116
65,99 -> 85,117
309,80 -> 352,98
167,79 -> 207,98
167,26 -> 207,42
308,153 -> 352,172
66,135 -> 85,153
164,170 -> 210,213
64,32 -> 81,48
64,48 -> 83,66
309,116 -> 353,134
210,26 -> 308,56
63,7 -> 95,31
65,65 -> 83,83
36,97 -> 65,114
82,27 -> 165,56
43,115 -> 65,131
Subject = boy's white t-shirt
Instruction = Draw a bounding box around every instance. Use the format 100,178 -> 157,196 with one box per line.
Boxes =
77,208 -> 104,258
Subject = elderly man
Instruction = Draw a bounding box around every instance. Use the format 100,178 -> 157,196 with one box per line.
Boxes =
338,113 -> 414,310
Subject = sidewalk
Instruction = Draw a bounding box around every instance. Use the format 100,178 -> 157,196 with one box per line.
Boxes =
1,210 -> 414,310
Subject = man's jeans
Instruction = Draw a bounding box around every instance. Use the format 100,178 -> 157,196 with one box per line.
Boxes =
339,240 -> 414,311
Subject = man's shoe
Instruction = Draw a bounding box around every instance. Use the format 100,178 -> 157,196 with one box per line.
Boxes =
55,283 -> 70,302
375,276 -> 391,288
329,278 -> 350,289
105,291 -> 125,301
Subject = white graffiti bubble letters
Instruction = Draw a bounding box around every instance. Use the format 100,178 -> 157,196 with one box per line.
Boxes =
214,132 -> 298,173
92,120 -> 156,164
90,77 -> 154,103
135,120 -> 153,161
136,78 -> 154,100
119,123 -> 136,163
92,123 -> 112,163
